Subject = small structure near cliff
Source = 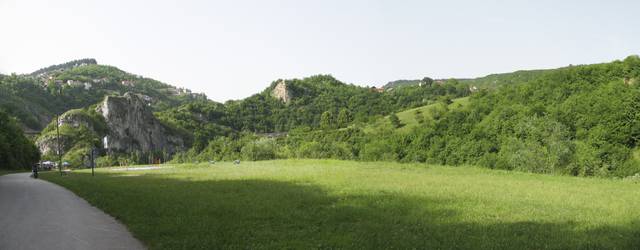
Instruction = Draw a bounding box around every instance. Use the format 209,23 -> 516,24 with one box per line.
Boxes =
271,80 -> 291,103
97,92 -> 184,153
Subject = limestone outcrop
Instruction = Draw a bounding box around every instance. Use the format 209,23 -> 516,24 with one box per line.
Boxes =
271,80 -> 291,103
36,92 -> 185,157
97,92 -> 184,153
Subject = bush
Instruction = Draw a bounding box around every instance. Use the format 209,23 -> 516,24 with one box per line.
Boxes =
360,140 -> 397,161
241,138 -> 278,161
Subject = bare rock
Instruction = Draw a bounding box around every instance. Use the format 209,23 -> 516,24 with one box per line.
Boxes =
271,80 -> 291,103
97,93 -> 184,153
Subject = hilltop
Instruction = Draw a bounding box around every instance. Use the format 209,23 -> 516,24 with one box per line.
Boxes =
383,69 -> 551,90
0,59 -> 206,131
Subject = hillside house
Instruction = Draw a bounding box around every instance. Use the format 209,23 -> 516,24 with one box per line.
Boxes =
370,87 -> 384,93
121,80 -> 135,87
624,77 -> 635,85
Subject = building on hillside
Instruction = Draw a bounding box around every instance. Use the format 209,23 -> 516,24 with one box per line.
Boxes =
121,80 -> 135,87
66,80 -> 84,87
469,85 -> 478,92
370,87 -> 384,93
624,77 -> 636,85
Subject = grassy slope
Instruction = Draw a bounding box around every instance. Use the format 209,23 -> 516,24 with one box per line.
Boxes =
42,160 -> 640,249
364,97 -> 469,133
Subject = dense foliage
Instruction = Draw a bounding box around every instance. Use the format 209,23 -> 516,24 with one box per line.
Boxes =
38,107 -> 107,167
0,109 -> 40,170
220,75 -> 469,133
0,63 -> 205,130
30,58 -> 97,76
176,56 -> 640,178
383,69 -> 549,89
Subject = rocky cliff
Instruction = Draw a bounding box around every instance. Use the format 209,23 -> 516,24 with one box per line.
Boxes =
271,80 -> 291,103
97,92 -> 184,153
36,92 -> 185,160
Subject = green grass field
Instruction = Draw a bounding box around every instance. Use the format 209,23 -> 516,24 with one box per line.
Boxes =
41,160 -> 640,249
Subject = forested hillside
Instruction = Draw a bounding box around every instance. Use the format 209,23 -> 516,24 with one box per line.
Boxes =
3,56 -> 640,178
2,60 -> 469,168
154,75 -> 470,153
177,56 -> 640,178
0,60 -> 205,131
383,69 -> 549,90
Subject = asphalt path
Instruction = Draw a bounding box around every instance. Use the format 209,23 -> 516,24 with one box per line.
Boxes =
0,173 -> 145,250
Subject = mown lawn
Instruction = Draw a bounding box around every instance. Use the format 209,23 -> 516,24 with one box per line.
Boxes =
42,160 -> 640,249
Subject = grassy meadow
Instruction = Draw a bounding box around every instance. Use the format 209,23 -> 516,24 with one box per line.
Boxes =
42,160 -> 640,249
364,97 -> 469,133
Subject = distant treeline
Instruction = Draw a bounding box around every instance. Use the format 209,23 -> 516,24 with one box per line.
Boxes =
30,58 -> 97,76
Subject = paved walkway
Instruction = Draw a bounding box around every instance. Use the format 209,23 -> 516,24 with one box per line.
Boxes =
0,173 -> 145,250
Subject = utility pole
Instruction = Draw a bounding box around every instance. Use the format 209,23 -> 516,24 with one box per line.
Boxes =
56,113 -> 62,175
56,116 -> 61,173
57,87 -> 63,176
91,147 -> 95,176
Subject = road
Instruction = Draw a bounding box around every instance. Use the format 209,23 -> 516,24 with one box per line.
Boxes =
0,173 -> 145,250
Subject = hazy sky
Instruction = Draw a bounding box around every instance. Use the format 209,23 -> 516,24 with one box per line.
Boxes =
1,0 -> 639,102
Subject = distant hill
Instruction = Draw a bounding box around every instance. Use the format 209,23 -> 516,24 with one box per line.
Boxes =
383,79 -> 423,89
0,60 -> 207,131
30,58 -> 97,76
383,69 -> 550,90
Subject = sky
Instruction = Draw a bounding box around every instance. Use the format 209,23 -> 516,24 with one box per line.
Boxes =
1,0 -> 639,102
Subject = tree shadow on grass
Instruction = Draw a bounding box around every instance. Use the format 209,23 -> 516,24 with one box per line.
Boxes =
44,172 -> 640,249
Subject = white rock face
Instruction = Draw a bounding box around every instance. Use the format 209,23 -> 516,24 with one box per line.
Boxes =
271,80 -> 291,103
97,93 -> 184,153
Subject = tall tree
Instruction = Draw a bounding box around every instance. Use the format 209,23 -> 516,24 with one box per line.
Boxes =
422,77 -> 434,87
337,108 -> 352,128
320,111 -> 334,130
0,109 -> 40,170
